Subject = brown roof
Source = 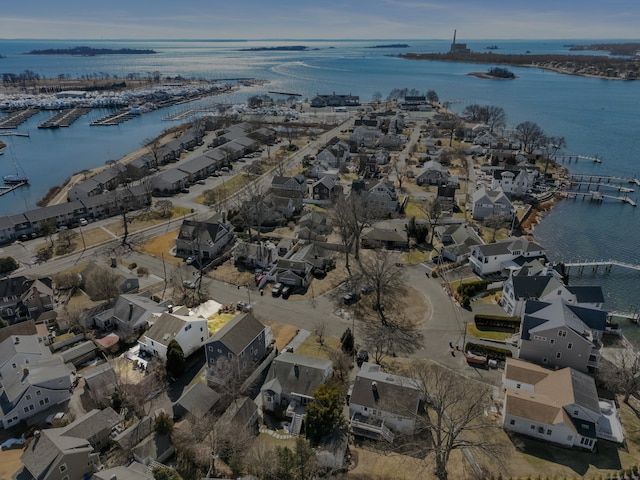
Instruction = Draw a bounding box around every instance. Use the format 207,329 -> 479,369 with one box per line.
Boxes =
504,358 -> 551,385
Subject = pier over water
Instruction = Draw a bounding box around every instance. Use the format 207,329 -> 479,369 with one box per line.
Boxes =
564,260 -> 640,275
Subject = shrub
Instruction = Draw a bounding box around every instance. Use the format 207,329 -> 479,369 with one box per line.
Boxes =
136,266 -> 149,277
0,256 -> 19,274
129,262 -> 137,270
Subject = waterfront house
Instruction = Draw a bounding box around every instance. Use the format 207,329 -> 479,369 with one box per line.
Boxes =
138,312 -> 208,361
0,216 -> 17,244
491,169 -> 533,197
154,168 -> 189,194
310,93 -> 359,108
399,95 -> 431,111
469,237 -> 546,276
502,358 -> 623,449
175,214 -> 235,261
471,185 -> 514,220
0,335 -> 74,429
205,312 -> 273,387
349,363 -> 422,443
518,298 -> 607,373
437,224 -> 483,262
24,201 -> 86,231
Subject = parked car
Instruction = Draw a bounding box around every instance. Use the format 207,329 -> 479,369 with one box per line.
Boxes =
196,179 -> 206,185
271,282 -> 284,297
356,350 -> 369,368
186,256 -> 195,265
183,280 -> 198,289
281,285 -> 292,299
180,187 -> 190,194
236,300 -> 252,312
78,218 -> 88,226
342,292 -> 360,305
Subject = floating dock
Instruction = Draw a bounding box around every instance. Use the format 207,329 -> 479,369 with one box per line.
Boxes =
38,106 -> 92,129
90,108 -> 137,126
0,108 -> 40,129
553,154 -> 602,163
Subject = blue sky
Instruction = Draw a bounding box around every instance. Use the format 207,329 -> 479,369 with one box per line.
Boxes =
1,0 -> 639,40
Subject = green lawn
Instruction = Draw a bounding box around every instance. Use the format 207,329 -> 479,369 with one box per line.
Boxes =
466,323 -> 513,341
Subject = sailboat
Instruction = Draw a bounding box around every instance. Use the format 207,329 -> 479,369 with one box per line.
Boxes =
3,147 -> 29,185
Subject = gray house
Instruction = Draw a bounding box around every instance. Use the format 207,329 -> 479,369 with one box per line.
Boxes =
93,292 -> 170,334
519,298 -> 607,373
175,215 -> 235,261
471,185 -> 513,221
205,312 -> 273,386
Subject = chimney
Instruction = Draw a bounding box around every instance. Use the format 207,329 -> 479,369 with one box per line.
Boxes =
14,337 -> 20,345
372,381 -> 379,402
294,363 -> 299,378
23,367 -> 29,376
167,304 -> 173,314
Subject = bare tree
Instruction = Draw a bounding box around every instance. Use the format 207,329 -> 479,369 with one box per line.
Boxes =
40,219 -> 56,247
361,311 -> 422,364
314,318 -> 328,347
57,229 -> 78,249
208,356 -> 259,405
235,181 -> 269,242
601,350 -> 640,404
420,198 -> 443,246
330,349 -> 353,385
485,213 -> 508,242
114,187 -> 149,249
514,121 -> 545,154
357,250 -> 406,326
542,135 -> 566,176
331,196 -> 357,274
484,105 -> 507,132
391,158 -> 406,191
84,266 -> 120,302
144,136 -> 164,168
408,361 -> 503,480
441,113 -> 463,147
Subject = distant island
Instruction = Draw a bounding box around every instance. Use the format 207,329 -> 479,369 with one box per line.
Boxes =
24,46 -> 156,56
239,46 -> 308,52
400,50 -> 639,80
569,43 -> 640,56
468,67 -> 516,79
367,44 -> 410,49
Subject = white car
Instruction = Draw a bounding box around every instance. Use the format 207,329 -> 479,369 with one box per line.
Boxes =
78,218 -> 88,226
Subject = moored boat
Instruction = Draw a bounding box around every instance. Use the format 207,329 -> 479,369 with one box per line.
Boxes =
3,174 -> 29,185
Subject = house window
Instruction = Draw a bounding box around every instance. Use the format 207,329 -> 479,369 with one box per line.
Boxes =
556,352 -> 562,359
26,394 -> 31,401
60,464 -> 67,473
217,349 -> 222,353
537,426 -> 544,434
208,346 -> 213,352
567,343 -> 573,349
574,410 -> 579,415
36,390 -> 41,396
12,363 -> 16,369
201,337 -> 204,342
547,429 -> 552,435
558,330 -> 567,337
24,407 -> 30,413
45,397 -> 50,404
200,326 -> 204,332
550,339 -> 555,345
542,357 -> 548,364
509,419 -> 515,425
530,424 -> 535,430
516,383 -> 521,389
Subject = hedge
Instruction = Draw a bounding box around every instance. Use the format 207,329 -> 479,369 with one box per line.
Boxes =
475,314 -> 521,333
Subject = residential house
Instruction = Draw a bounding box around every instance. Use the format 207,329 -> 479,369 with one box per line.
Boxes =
24,201 -> 87,231
288,242 -> 335,273
264,192 -> 298,220
491,169 -> 532,197
248,126 -> 277,144
350,126 -> 383,148
310,93 -> 359,107
501,269 -> 604,318
271,259 -> 314,288
0,276 -> 54,324
19,408 -> 121,480
437,224 -> 484,262
175,215 -> 235,261
233,241 -> 277,269
271,174 -> 308,195
352,178 -> 398,215
205,312 -> 273,386
0,215 -> 16,244
361,222 -> 409,250
471,185 -> 513,220
93,292 -> 170,335
349,363 -> 422,443
83,362 -> 118,405
58,341 -> 97,368
399,95 -> 431,111
93,463 -> 154,480
436,185 -> 458,212
316,140 -> 350,168
469,237 -> 546,276
67,165 -> 125,200
311,174 -> 342,203
416,160 -> 450,186
138,312 -> 208,361
261,352 -> 332,433
518,298 -> 607,373
0,335 -> 74,429
502,358 -> 623,450
173,381 -> 221,420
132,433 -> 175,466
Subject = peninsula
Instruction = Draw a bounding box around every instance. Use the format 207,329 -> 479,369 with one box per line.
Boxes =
24,46 -> 157,55
399,51 -> 640,80
570,42 -> 640,56
367,43 -> 410,49
239,45 -> 308,51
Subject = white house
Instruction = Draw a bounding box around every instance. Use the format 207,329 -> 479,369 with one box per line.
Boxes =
491,169 -> 534,197
349,363 -> 422,443
468,237 -> 546,276
138,312 -> 208,361
471,185 -> 513,220
502,358 -> 623,450
0,335 -> 74,429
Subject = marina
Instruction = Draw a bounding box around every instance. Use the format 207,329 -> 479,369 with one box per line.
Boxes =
0,107 -> 40,129
38,106 -> 92,129
0,181 -> 28,196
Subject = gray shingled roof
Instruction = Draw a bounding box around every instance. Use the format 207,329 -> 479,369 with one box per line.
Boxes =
262,352 -> 332,398
208,312 -> 265,355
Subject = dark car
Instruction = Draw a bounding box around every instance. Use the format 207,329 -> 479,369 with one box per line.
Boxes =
342,292 -> 360,305
281,285 -> 292,299
271,282 -> 284,297
356,350 -> 369,367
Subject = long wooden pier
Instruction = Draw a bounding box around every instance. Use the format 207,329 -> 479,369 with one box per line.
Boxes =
38,107 -> 92,129
561,190 -> 637,206
553,154 -> 602,163
567,173 -> 640,186
564,260 -> 640,274
0,108 -> 40,129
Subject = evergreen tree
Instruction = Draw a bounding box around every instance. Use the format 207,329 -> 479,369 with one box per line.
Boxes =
166,339 -> 185,378
340,328 -> 355,355
305,383 -> 344,445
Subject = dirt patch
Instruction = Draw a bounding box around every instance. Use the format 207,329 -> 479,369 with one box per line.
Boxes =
207,259 -> 255,286
263,321 -> 299,351
140,229 -> 180,264
296,335 -> 341,360
294,256 -> 350,301
0,448 -> 24,479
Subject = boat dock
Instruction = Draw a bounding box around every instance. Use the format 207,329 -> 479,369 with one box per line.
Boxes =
0,181 -> 28,196
38,107 -> 92,129
268,91 -> 302,96
163,103 -> 232,121
567,173 -> 640,185
564,260 -> 640,275
0,108 -> 40,129
0,131 -> 30,137
553,154 -> 602,163
561,190 -> 637,206
90,108 -> 137,126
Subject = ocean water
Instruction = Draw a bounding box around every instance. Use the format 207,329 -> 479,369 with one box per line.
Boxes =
1,38 -> 640,340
